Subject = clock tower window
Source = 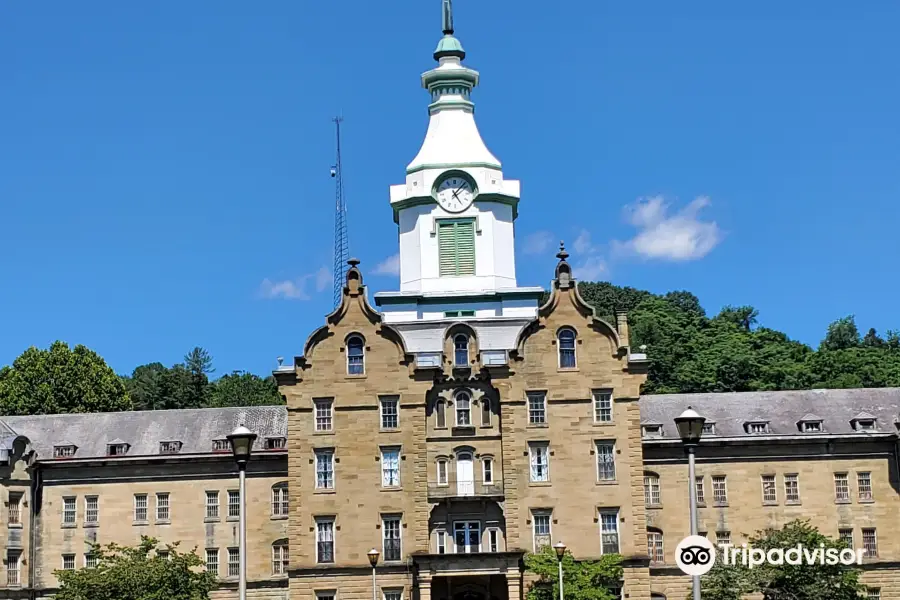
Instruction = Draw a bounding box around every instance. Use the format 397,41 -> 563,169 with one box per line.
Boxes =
437,219 -> 476,277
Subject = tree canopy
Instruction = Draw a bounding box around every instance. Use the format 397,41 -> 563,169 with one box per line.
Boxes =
524,545 -> 622,600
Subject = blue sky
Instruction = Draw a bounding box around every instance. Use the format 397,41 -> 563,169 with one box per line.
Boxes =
2,1 -> 898,378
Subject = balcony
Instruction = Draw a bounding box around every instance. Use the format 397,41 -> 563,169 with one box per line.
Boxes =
427,479 -> 504,500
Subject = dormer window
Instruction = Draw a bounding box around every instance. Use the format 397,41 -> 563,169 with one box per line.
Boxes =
265,437 -> 287,450
802,421 -> 822,433
107,442 -> 129,456
702,422 -> 716,436
53,445 -> 77,458
212,439 -> 230,452
851,413 -> 878,432
746,421 -> 769,435
159,441 -> 182,454
642,424 -> 663,438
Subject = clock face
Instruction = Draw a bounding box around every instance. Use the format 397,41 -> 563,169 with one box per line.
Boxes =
436,176 -> 475,213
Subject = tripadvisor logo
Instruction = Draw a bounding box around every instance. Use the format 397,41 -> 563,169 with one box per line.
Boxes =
675,536 -> 866,576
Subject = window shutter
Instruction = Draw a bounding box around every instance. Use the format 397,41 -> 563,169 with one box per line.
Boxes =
438,222 -> 456,276
455,220 -> 475,275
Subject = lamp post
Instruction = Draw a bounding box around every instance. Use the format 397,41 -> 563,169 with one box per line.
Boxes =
675,407 -> 706,600
368,548 -> 380,600
553,542 -> 566,600
227,425 -> 257,600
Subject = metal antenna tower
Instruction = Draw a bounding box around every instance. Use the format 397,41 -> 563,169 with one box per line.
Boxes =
331,116 -> 350,307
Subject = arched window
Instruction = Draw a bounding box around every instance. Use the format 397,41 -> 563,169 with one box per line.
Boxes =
455,391 -> 471,426
643,472 -> 661,507
647,528 -> 664,564
558,328 -> 576,369
454,334 -> 469,367
271,482 -> 289,517
435,400 -> 447,428
347,335 -> 365,375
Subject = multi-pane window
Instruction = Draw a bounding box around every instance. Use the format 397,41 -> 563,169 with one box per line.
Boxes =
802,421 -> 822,433
481,398 -> 491,426
316,519 -> 335,563
272,543 -> 289,575
529,443 -> 550,482
228,490 -> 240,518
455,392 -> 471,426
858,472 -> 873,500
702,422 -> 716,435
347,335 -> 365,375
695,477 -> 706,504
384,591 -> 403,600
780,474 -> 799,503
206,491 -> 219,519
644,473 -> 661,506
53,445 -> 76,458
228,548 -> 240,578
134,494 -> 148,522
156,493 -> 170,521
212,439 -> 230,452
6,550 -> 21,586
596,442 -> 616,481
454,521 -> 481,553
593,391 -> 612,422
488,529 -> 500,552
834,473 -> 850,501
748,422 -> 769,434
316,450 -> 335,489
159,441 -> 181,454
454,335 -> 469,367
315,399 -> 333,432
862,529 -> 877,557
84,496 -> 98,525
63,497 -> 76,524
761,475 -> 777,503
647,530 -> 664,564
868,589 -> 881,600
839,528 -> 854,547
381,448 -> 401,487
85,552 -> 98,568
381,397 -> 399,429
717,531 -> 731,546
528,392 -> 546,424
599,510 -> 620,554
437,459 -> 448,485
532,511 -> 551,551
265,437 -> 286,450
8,492 -> 22,525
272,485 -> 289,517
436,530 -> 447,554
558,328 -> 577,369
318,593 -> 337,600
435,400 -> 447,428
383,516 -> 402,561
205,549 -> 219,577
483,458 -> 494,484
62,554 -> 75,570
712,476 -> 727,505
437,219 -> 476,276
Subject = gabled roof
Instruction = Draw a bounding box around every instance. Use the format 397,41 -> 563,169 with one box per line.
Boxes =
851,411 -> 877,421
798,413 -> 822,422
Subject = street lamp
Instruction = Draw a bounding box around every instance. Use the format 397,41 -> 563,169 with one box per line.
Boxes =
227,425 -> 257,600
553,542 -> 566,600
675,406 -> 706,600
368,548 -> 380,600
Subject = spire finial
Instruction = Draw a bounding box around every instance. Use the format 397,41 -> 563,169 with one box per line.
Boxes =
442,0 -> 454,35
556,241 -> 569,262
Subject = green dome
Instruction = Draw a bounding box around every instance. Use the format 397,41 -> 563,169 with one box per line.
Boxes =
434,34 -> 466,60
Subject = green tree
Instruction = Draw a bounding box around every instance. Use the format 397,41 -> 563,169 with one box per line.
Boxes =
821,316 -> 860,351
183,347 -> 214,407
54,536 -> 216,600
524,546 -> 622,600
0,341 -> 131,415
862,328 -> 885,348
207,371 -> 283,407
715,305 -> 759,332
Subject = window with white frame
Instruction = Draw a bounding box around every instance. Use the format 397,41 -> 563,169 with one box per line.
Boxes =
134,494 -> 148,522
7,492 -> 22,525
712,475 -> 727,505
761,475 -> 777,503
702,422 -> 716,435
436,459 -> 448,485
272,484 -> 289,517
596,441 -> 616,481
317,592 -> 337,600
599,510 -> 620,554
63,496 -> 76,525
858,472 -> 873,500
644,473 -> 661,506
156,492 -> 170,521
436,530 -> 447,554
228,490 -> 240,518
84,495 -> 98,525
558,328 -> 577,369
862,528 -> 877,557
347,335 -> 365,375
435,400 -> 447,428
205,491 -> 220,519
85,552 -> 98,568
380,396 -> 399,429
228,548 -> 240,577
834,473 -> 850,501
265,437 -> 286,450
747,421 -> 769,434
593,391 -> 612,422
528,392 -> 546,424
382,515 -> 402,561
532,511 -> 551,551
868,589 -> 881,600
62,554 -> 75,570
384,590 -> 403,600
488,528 -> 500,552
647,529 -> 664,564
157,549 -> 169,561
315,399 -> 333,432
802,420 -> 822,433
454,334 -> 469,367
316,518 -> 335,563
212,439 -> 230,452
6,550 -> 21,586
529,443 -> 550,482
455,391 -> 471,426
272,542 -> 289,575
695,476 -> 706,504
53,445 -> 76,458
205,548 -> 219,577
381,448 -> 401,487
316,450 -> 335,489
453,521 -> 481,553
784,474 -> 800,503
483,457 -> 494,484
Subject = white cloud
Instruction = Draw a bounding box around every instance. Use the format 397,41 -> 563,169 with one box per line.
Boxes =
522,231 -> 556,256
315,267 -> 331,292
258,266 -> 331,301
373,253 -> 401,276
614,196 -> 721,261
573,229 -> 600,255
573,255 -> 607,280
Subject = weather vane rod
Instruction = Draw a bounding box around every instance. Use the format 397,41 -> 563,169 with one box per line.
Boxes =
442,0 -> 454,35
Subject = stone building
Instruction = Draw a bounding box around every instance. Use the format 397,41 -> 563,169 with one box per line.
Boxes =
1,2 -> 898,600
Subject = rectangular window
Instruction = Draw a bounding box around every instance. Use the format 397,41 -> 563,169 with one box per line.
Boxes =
712,476 -> 727,505
481,399 -> 491,426
134,494 -> 148,522
717,531 -> 731,546
272,544 -> 289,575
228,548 -> 240,577
834,473 -> 850,501
529,443 -> 550,482
318,593 -> 337,600
7,492 -> 22,525
206,491 -> 219,519
858,472 -> 873,500
599,510 -> 620,554
272,486 -> 289,517
316,450 -> 335,489
761,475 -> 777,503
85,552 -> 98,568
84,495 -> 98,525
381,448 -> 401,488
205,549 -> 219,577
533,511 -> 551,551
702,422 -> 716,435
644,474 -> 661,506
527,392 -> 546,424
647,530 -> 664,564
839,528 -> 854,547
315,399 -> 333,432
156,492 -> 170,521
488,528 -> 499,552
6,550 -> 21,586
784,474 -> 800,503
62,554 -> 75,570
695,476 -> 706,504
437,530 -> 447,555
868,590 -> 881,600
453,521 -> 481,553
444,310 -> 475,318
593,391 -> 613,422
63,496 -> 76,525
316,519 -> 335,563
265,437 -> 286,450
803,421 -> 822,432
748,422 -> 768,434
212,439 -> 230,452
862,529 -> 877,557
437,460 -> 448,485
438,219 -> 476,277
483,458 -> 494,484
383,516 -> 402,561
384,591 -> 403,600
436,401 -> 446,428
228,490 -> 240,518
380,396 -> 400,429
596,442 -> 616,481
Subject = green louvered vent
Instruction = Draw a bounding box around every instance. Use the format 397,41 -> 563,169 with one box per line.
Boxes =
438,219 -> 476,277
